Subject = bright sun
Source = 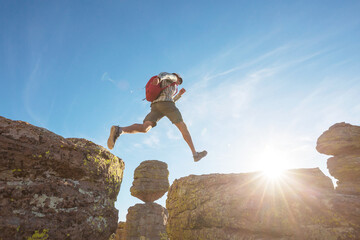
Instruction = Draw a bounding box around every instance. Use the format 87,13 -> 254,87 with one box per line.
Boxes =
258,145 -> 288,180
263,166 -> 285,179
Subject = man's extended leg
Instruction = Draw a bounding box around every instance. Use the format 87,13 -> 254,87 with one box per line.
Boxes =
174,122 -> 196,155
175,121 -> 207,162
107,121 -> 154,149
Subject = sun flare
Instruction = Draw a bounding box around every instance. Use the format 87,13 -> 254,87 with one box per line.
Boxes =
263,167 -> 285,179
257,144 -> 289,180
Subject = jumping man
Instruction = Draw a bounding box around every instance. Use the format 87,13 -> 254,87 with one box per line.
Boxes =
107,72 -> 207,162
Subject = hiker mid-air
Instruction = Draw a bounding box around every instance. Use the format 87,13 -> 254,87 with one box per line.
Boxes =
107,72 -> 207,162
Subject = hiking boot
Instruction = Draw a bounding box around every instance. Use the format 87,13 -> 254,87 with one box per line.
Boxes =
107,125 -> 122,150
193,150 -> 207,162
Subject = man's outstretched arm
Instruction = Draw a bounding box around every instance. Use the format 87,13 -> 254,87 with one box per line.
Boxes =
174,88 -> 186,102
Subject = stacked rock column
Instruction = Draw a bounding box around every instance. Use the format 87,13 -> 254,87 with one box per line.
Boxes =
125,160 -> 169,240
115,222 -> 126,240
317,122 -> 360,195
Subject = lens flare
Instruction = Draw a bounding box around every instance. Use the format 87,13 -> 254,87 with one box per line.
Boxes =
257,144 -> 289,180
263,167 -> 285,179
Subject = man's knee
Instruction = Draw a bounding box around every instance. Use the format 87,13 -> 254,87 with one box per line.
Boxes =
143,121 -> 155,132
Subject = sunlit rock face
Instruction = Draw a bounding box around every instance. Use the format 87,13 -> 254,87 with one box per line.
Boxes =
166,123 -> 360,239
317,122 -> 360,195
316,122 -> 360,156
0,116 -> 125,240
166,169 -> 360,240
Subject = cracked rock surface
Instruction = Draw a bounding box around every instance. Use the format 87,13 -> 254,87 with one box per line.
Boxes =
130,160 -> 169,203
0,116 -> 125,240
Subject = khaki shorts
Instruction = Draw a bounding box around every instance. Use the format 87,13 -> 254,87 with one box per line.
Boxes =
143,101 -> 183,127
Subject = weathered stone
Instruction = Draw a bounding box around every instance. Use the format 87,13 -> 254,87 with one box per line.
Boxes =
327,155 -> 360,182
330,193 -> 360,225
166,169 -> 360,240
115,222 -> 126,240
126,202 -> 168,240
317,122 -> 360,196
316,122 -> 360,156
0,116 -> 125,240
336,181 -> 360,195
130,160 -> 169,202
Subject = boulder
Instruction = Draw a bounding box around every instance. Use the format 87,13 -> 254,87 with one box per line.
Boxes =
115,222 -> 126,240
316,122 -> 360,156
0,116 -> 125,240
317,122 -> 360,195
126,202 -> 168,240
327,155 -> 360,182
130,160 -> 169,202
166,169 -> 360,240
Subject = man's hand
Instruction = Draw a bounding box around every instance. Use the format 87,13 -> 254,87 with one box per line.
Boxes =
179,88 -> 186,95
173,88 -> 185,102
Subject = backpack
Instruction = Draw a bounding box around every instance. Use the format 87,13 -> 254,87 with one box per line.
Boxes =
144,75 -> 178,102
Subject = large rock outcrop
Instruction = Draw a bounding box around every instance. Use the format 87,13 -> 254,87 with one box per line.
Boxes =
166,169 -> 360,240
166,122 -> 360,239
317,122 -> 360,195
0,116 -> 125,240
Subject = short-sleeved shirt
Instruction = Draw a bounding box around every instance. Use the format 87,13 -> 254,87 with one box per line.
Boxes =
152,72 -> 178,103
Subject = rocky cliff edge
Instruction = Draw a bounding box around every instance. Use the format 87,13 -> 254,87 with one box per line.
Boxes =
0,116 -> 125,240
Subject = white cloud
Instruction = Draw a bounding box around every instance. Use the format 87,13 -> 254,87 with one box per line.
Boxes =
201,128 -> 207,136
143,134 -> 161,148
181,65 -> 280,128
177,39 -> 360,174
101,72 -> 114,83
133,143 -> 142,148
166,128 -> 181,140
101,72 -> 129,91
23,57 -> 55,127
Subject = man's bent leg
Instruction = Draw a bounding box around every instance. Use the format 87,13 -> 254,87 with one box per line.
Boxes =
122,121 -> 154,134
175,121 -> 196,155
107,125 -> 121,150
107,121 -> 154,150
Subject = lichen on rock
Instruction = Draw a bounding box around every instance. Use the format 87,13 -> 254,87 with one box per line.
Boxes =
166,169 -> 359,240
130,160 -> 169,203
126,203 -> 168,240
164,122 -> 360,239
0,116 -> 125,240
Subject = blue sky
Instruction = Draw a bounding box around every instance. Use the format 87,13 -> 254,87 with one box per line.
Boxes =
1,1 -> 360,221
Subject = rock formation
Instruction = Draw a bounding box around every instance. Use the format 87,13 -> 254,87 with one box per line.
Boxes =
126,203 -> 168,240
125,160 -> 169,240
130,160 -> 169,202
115,222 -> 126,240
0,116 -> 125,240
317,122 -> 360,195
166,122 -> 360,240
316,122 -> 360,156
